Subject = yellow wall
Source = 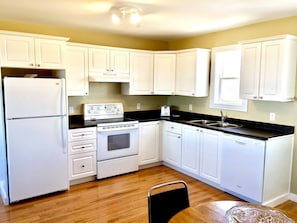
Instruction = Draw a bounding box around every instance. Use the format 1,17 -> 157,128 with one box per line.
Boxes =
0,19 -> 168,50
168,15 -> 297,49
68,82 -> 167,114
1,16 -> 297,195
168,15 -> 297,194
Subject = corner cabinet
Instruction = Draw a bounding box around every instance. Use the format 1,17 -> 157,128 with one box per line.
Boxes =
175,49 -> 210,97
68,127 -> 97,182
154,52 -> 176,95
138,121 -> 160,165
0,31 -> 68,69
240,35 -> 297,102
88,46 -> 130,82
65,43 -> 89,96
121,51 -> 154,95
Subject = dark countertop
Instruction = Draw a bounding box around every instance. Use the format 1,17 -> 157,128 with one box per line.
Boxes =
69,110 -> 294,140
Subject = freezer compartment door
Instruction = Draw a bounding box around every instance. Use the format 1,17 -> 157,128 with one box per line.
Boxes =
6,117 -> 68,203
3,77 -> 66,119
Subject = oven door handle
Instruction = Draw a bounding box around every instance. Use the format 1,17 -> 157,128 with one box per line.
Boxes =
97,127 -> 139,132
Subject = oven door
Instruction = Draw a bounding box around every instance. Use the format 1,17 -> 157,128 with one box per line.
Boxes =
97,127 -> 139,161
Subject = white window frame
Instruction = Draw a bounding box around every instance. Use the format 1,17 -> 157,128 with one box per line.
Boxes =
210,44 -> 248,112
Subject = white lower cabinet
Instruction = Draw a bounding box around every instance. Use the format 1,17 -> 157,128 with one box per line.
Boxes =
162,121 -> 182,167
181,125 -> 200,175
199,128 -> 222,184
68,127 -> 97,181
138,121 -> 160,165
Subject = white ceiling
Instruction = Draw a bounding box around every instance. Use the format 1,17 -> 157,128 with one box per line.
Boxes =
0,0 -> 297,41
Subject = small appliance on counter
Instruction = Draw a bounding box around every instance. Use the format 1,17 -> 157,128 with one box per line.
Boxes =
161,105 -> 171,117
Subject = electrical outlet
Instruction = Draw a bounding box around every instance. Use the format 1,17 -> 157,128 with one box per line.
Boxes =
269,112 -> 275,121
137,103 -> 141,110
189,104 -> 193,111
69,106 -> 74,114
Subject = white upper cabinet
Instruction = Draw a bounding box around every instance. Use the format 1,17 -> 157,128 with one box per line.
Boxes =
175,49 -> 210,97
153,52 -> 176,95
88,46 -> 130,82
65,43 -> 89,96
240,35 -> 297,102
0,31 -> 68,69
122,51 -> 154,95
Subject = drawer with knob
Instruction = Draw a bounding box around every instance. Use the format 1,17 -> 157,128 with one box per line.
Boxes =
68,139 -> 96,154
68,127 -> 96,141
68,127 -> 97,181
69,151 -> 96,180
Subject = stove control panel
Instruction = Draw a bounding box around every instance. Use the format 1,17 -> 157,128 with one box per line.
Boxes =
84,103 -> 124,120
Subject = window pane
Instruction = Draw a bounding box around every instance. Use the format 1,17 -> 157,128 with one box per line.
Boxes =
220,50 -> 241,78
220,79 -> 241,104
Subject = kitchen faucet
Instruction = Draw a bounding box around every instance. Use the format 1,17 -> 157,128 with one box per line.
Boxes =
220,110 -> 227,123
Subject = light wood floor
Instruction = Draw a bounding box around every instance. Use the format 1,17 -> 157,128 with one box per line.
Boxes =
0,166 -> 296,222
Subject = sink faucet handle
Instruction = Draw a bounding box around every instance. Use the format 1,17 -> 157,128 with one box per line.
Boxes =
220,110 -> 227,122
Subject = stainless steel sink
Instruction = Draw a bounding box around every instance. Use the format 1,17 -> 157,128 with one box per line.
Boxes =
207,121 -> 241,128
187,119 -> 242,129
187,119 -> 217,125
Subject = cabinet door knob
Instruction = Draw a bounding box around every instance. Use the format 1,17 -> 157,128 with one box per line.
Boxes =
81,165 -> 85,168
253,96 -> 258,99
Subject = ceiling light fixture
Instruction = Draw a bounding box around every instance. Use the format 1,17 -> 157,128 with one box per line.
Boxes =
111,6 -> 142,27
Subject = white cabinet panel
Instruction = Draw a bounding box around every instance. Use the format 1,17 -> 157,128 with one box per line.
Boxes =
69,151 -> 96,180
89,47 -> 129,82
181,125 -> 200,175
0,35 -> 34,67
162,121 -> 182,167
34,38 -> 65,69
68,127 -> 96,141
122,51 -> 154,95
200,128 -> 221,184
175,49 -> 210,97
154,53 -> 176,95
240,35 -> 297,101
66,44 -> 89,96
139,121 -> 160,165
0,31 -> 67,69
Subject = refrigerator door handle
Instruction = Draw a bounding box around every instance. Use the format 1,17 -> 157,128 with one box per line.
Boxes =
60,79 -> 66,116
61,115 -> 67,154
60,79 -> 67,154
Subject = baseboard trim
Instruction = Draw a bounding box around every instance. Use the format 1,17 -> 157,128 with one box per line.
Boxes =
289,193 -> 297,202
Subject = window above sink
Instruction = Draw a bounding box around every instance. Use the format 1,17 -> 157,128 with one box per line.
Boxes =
209,44 -> 248,112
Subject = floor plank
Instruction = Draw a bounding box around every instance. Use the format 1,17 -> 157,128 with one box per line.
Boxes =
0,166 -> 296,222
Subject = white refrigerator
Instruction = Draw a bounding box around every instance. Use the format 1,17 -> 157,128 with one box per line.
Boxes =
3,77 -> 69,203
